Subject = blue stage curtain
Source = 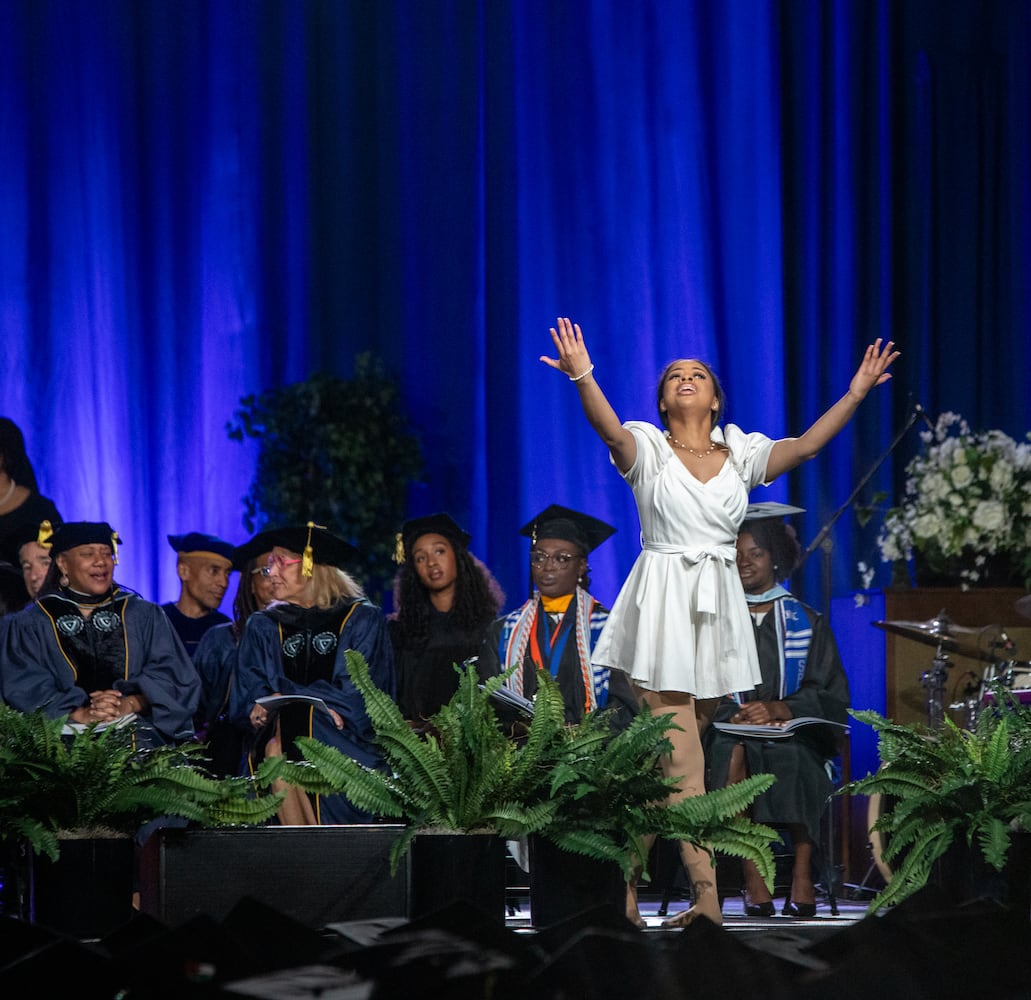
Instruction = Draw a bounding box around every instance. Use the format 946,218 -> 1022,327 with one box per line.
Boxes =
1,0 -> 1028,611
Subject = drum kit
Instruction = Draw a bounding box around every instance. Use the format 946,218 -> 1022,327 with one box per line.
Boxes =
858,595 -> 1030,890
873,602 -> 1029,731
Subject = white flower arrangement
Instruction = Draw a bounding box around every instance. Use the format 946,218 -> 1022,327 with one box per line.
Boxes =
877,412 -> 1031,588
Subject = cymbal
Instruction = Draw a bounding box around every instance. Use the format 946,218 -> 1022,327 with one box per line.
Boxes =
1016,594 -> 1031,621
874,616 -> 962,651
873,614 -> 1007,663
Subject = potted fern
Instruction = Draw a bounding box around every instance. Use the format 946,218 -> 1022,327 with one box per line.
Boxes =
287,655 -> 546,922
842,688 -> 1031,914
0,705 -> 287,938
518,692 -> 778,926
289,652 -> 779,926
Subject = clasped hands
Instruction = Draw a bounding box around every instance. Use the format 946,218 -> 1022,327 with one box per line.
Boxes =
730,700 -> 790,727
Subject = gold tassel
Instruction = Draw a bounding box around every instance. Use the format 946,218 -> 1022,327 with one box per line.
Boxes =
111,531 -> 121,565
302,521 -> 324,578
37,520 -> 54,548
393,532 -> 405,564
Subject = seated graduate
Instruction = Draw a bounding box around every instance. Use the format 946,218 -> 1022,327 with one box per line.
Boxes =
191,533 -> 277,776
0,520 -> 199,747
388,512 -> 504,729
703,505 -> 850,918
160,532 -> 235,659
481,504 -> 636,726
232,523 -> 395,824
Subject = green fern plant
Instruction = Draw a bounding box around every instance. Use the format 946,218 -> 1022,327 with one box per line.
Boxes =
842,687 -> 1031,911
287,650 -> 778,883
0,705 -> 288,861
521,690 -> 778,881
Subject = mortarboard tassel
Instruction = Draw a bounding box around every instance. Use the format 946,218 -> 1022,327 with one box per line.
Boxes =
302,521 -> 325,578
111,531 -> 121,565
393,532 -> 405,565
37,520 -> 54,548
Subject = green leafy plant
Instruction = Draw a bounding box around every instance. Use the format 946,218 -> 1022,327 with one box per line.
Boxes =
226,354 -> 424,601
531,699 -> 778,881
842,690 -> 1031,912
285,650 -> 778,884
0,705 -> 288,862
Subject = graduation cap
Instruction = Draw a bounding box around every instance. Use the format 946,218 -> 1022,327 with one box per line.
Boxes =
250,523 -> 359,577
48,521 -> 121,561
518,504 -> 616,555
743,501 -> 805,521
3,518 -> 58,565
396,513 -> 472,565
167,531 -> 235,564
231,532 -> 276,573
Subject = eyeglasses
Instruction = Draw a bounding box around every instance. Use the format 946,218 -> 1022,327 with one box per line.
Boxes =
530,550 -> 578,567
266,554 -> 303,571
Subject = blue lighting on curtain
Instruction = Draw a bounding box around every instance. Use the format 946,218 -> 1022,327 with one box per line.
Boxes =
2,0 -> 1028,629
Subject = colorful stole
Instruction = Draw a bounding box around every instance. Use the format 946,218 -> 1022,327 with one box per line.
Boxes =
737,590 -> 811,702
499,587 -> 603,713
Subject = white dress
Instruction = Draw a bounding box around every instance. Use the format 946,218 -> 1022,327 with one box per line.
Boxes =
590,421 -> 774,698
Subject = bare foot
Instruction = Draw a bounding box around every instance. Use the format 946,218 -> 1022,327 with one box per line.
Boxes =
661,880 -> 723,927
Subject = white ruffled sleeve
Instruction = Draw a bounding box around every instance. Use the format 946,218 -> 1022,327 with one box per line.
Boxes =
615,421 -> 670,487
722,423 -> 776,488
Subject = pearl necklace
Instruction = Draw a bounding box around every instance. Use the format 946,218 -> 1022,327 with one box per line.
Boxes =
665,432 -> 716,457
0,477 -> 16,507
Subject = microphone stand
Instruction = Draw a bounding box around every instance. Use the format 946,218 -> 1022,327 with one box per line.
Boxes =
795,404 -> 927,617
793,403 -> 927,905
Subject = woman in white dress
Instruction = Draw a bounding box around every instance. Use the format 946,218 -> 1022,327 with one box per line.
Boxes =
542,317 -> 898,926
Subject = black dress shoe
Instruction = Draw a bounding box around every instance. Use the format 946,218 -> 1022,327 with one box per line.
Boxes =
782,899 -> 816,917
742,892 -> 775,917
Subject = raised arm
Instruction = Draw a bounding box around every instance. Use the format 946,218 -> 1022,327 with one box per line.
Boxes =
765,339 -> 900,482
541,317 -> 637,472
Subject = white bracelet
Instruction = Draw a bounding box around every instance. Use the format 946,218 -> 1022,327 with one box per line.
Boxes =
569,364 -> 595,383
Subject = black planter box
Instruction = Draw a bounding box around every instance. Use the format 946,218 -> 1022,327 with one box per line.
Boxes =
409,832 -> 507,924
30,836 -> 134,940
528,835 -> 626,928
139,825 -> 409,928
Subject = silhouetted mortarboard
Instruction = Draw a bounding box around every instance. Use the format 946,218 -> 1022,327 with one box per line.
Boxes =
396,513 -> 471,564
518,504 -> 616,555
167,531 -> 235,564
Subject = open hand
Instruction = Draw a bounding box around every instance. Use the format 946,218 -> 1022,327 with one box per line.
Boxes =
849,339 -> 900,401
541,317 -> 593,380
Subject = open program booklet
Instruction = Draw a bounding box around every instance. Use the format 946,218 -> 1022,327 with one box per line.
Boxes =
255,694 -> 334,717
712,717 -> 849,739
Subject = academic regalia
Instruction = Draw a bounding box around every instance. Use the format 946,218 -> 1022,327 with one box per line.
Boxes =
389,511 -> 495,725
484,588 -> 636,726
233,597 -> 395,823
192,621 -> 247,776
1,585 -> 201,747
162,531 -> 236,658
704,595 -> 850,842
161,602 -> 232,659
481,505 -> 635,727
388,610 -> 491,723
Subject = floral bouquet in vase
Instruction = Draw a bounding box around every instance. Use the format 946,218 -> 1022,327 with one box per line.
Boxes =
876,412 -> 1031,588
